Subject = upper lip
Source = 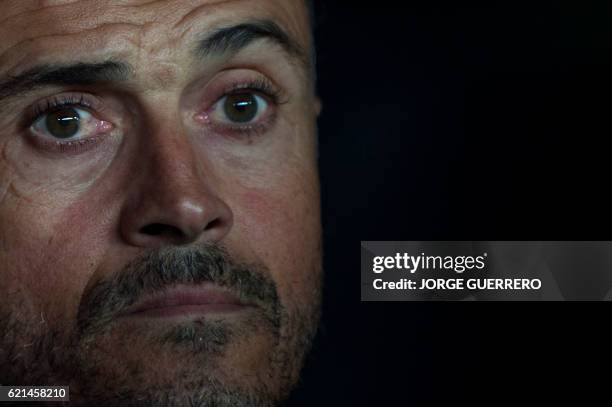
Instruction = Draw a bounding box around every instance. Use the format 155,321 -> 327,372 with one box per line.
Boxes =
121,283 -> 246,315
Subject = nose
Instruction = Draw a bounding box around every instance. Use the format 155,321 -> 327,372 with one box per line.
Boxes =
119,128 -> 233,248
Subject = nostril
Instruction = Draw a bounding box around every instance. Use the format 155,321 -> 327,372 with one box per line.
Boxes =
140,223 -> 164,235
204,217 -> 223,231
140,223 -> 184,239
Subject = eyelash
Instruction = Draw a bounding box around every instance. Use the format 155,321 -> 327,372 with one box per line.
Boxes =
30,94 -> 93,120
224,78 -> 284,105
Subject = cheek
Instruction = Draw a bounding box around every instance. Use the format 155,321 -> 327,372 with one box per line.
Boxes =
0,132 -> 121,290
229,168 -> 322,302
0,186 -> 110,323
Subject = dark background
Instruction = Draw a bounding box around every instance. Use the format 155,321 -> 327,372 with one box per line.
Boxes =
287,1 -> 611,406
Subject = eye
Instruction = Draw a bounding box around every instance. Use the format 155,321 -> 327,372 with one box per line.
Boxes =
31,107 -> 107,141
213,93 -> 269,125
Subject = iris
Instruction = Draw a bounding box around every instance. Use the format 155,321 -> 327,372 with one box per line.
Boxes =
45,108 -> 80,139
224,94 -> 258,123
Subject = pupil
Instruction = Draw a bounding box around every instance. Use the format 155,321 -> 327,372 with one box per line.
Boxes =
224,94 -> 258,123
46,108 -> 80,139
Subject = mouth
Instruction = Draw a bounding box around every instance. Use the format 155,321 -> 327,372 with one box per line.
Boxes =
119,283 -> 251,319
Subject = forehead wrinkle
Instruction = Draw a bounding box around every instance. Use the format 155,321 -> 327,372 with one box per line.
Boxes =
0,0 -> 313,88
171,0 -> 244,32
172,0 -> 308,48
171,0 -> 312,72
0,23 -> 146,77
0,1 -> 76,27
0,1 -> 236,70
0,1 -> 166,48
0,0 -> 80,26
116,0 -> 171,6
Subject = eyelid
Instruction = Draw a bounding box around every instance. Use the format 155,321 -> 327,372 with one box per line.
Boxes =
198,70 -> 288,110
24,92 -> 106,128
219,80 -> 282,107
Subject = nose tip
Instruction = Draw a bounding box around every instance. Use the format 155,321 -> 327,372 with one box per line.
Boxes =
122,192 -> 233,248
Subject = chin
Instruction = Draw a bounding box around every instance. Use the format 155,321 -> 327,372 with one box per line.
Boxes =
62,314 -> 305,406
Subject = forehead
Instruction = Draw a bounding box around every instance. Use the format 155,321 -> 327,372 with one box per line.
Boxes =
0,0 -> 310,75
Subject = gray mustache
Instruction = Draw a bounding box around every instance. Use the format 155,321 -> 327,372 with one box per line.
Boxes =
76,245 -> 279,338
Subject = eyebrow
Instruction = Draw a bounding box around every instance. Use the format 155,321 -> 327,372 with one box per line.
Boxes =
196,19 -> 308,67
0,20 -> 308,103
0,61 -> 132,101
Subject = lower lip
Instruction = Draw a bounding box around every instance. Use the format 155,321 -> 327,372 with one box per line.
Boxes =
123,303 -> 249,318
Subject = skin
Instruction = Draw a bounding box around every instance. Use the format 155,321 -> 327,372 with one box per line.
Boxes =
0,0 -> 321,405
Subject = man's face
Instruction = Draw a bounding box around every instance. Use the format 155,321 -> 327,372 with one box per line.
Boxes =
0,0 -> 321,405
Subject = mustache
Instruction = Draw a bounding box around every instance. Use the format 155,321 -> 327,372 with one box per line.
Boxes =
76,244 -> 279,338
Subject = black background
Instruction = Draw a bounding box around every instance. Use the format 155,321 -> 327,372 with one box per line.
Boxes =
287,1 -> 611,405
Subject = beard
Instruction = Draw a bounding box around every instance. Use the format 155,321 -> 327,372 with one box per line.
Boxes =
0,244 -> 322,407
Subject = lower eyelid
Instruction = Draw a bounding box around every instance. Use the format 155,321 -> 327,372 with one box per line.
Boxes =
27,116 -> 115,157
26,131 -> 110,155
205,111 -> 278,140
